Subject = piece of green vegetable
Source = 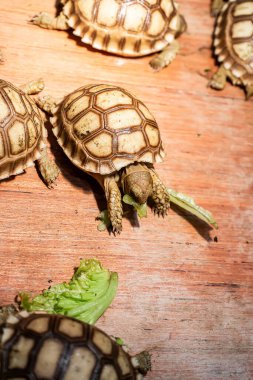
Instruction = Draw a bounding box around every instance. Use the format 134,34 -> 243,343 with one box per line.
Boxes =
123,194 -> 147,218
167,188 -> 218,229
96,210 -> 111,231
19,259 -> 118,324
97,195 -> 147,231
114,337 -> 125,346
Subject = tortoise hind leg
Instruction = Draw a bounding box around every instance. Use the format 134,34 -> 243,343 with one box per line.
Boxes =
31,11 -> 69,30
133,351 -> 152,375
208,65 -> 227,90
245,83 -> 253,100
148,169 -> 170,216
20,78 -> 44,95
149,40 -> 180,71
104,176 -> 123,234
149,13 -> 186,71
36,126 -> 60,188
37,146 -> 60,188
35,95 -> 58,115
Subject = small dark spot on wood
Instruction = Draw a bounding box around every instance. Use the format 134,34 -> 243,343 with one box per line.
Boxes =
214,236 -> 218,242
205,282 -> 240,288
48,279 -> 52,283
173,269 -> 187,273
197,133 -> 201,137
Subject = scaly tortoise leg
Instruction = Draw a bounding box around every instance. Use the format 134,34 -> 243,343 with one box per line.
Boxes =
104,176 -> 123,234
245,83 -> 253,100
211,0 -> 226,17
20,82 -> 60,187
35,95 -> 59,115
36,139 -> 60,188
30,11 -> 69,30
149,169 -> 170,216
35,95 -> 60,187
149,15 -> 186,71
20,78 -> 44,95
208,65 -> 227,90
149,41 -> 180,71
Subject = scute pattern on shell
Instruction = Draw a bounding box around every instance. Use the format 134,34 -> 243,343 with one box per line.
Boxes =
0,312 -> 141,380
0,80 -> 45,180
62,0 -> 181,56
51,84 -> 165,175
214,0 -> 253,81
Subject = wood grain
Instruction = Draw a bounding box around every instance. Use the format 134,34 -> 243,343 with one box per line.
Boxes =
0,1 -> 252,379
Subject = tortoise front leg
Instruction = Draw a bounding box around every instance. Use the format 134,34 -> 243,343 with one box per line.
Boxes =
30,11 -> 69,30
19,80 -> 59,186
104,176 -> 123,234
149,40 -> 180,71
20,78 -> 44,95
149,169 -> 170,216
36,95 -> 58,115
208,65 -> 227,90
245,83 -> 253,100
36,127 -> 60,188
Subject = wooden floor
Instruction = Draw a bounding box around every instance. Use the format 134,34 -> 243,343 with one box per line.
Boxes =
0,1 -> 252,379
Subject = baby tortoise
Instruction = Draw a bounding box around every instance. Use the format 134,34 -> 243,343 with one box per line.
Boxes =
0,79 -> 59,186
37,83 -> 170,233
0,310 -> 151,380
31,0 -> 186,71
209,0 -> 253,99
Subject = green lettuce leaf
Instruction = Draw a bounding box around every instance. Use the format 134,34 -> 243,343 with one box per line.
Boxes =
96,210 -> 111,231
167,188 -> 218,229
123,194 -> 147,218
19,259 -> 118,324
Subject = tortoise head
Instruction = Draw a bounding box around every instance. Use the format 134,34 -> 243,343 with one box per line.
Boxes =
122,163 -> 153,204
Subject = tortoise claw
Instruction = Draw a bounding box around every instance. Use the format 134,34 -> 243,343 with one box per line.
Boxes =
111,223 -> 122,235
153,203 -> 169,218
29,12 -> 44,26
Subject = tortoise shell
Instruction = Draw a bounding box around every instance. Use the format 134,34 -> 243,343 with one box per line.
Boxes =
0,80 -> 45,180
0,312 -> 143,379
214,0 -> 253,81
61,0 -> 182,57
51,84 -> 165,175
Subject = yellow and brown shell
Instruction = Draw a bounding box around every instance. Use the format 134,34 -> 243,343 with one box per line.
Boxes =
0,312 -> 143,379
214,0 -> 253,82
51,84 -> 165,175
0,80 -> 45,180
61,0 -> 182,57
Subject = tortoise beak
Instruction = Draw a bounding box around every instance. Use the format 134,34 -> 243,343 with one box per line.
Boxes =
130,183 -> 152,204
